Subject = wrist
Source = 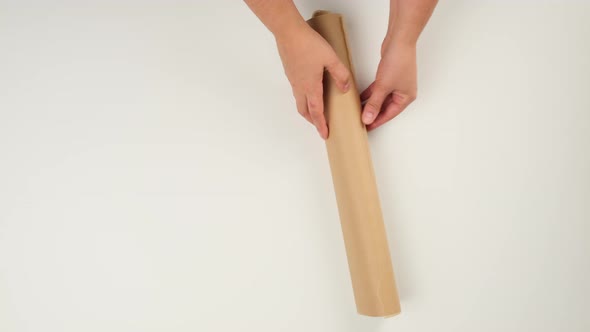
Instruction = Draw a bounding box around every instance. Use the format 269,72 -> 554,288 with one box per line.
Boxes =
390,34 -> 417,48
383,34 -> 417,55
272,17 -> 309,43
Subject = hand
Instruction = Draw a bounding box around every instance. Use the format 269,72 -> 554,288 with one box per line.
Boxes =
361,39 -> 417,131
275,25 -> 351,139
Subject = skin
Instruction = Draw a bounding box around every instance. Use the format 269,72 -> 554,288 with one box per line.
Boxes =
244,0 -> 438,139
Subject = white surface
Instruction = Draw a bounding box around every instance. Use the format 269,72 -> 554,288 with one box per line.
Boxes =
1,1 -> 589,331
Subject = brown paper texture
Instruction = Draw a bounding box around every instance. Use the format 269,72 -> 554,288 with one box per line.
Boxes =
307,11 -> 401,317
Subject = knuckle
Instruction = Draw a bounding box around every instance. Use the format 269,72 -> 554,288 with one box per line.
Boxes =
366,100 -> 382,111
327,55 -> 340,67
307,98 -> 318,109
393,91 -> 415,105
403,94 -> 416,104
372,80 -> 387,91
329,60 -> 347,76
340,70 -> 351,81
309,107 -> 322,116
307,95 -> 322,110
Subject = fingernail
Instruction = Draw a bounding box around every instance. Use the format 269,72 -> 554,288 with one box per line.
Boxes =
343,82 -> 350,91
363,112 -> 373,124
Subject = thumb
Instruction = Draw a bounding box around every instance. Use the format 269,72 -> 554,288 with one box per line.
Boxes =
326,56 -> 351,92
362,87 -> 387,125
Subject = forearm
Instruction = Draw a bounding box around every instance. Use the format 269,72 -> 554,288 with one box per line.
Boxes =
244,0 -> 307,40
388,0 -> 438,46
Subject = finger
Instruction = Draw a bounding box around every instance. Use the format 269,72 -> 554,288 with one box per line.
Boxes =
360,82 -> 376,102
307,84 -> 328,139
362,85 -> 388,125
326,57 -> 351,93
365,92 -> 392,110
295,94 -> 312,124
366,100 -> 400,131
367,91 -> 414,131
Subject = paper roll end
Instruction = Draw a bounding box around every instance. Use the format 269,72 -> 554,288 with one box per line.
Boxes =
357,308 -> 402,318
312,10 -> 331,17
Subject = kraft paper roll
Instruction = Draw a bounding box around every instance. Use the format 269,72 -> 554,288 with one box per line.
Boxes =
307,11 -> 401,317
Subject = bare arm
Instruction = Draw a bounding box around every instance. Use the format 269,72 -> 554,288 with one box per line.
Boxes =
362,0 -> 438,130
389,0 -> 438,46
243,0 -> 307,40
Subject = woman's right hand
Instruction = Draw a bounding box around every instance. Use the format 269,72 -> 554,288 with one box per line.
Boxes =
275,25 -> 351,139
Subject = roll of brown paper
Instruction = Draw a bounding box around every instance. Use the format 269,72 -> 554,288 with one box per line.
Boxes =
307,11 -> 401,317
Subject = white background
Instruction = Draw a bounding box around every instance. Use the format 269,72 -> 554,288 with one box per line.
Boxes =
1,1 -> 589,331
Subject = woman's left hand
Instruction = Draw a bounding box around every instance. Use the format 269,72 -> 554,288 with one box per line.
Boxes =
361,39 -> 418,131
